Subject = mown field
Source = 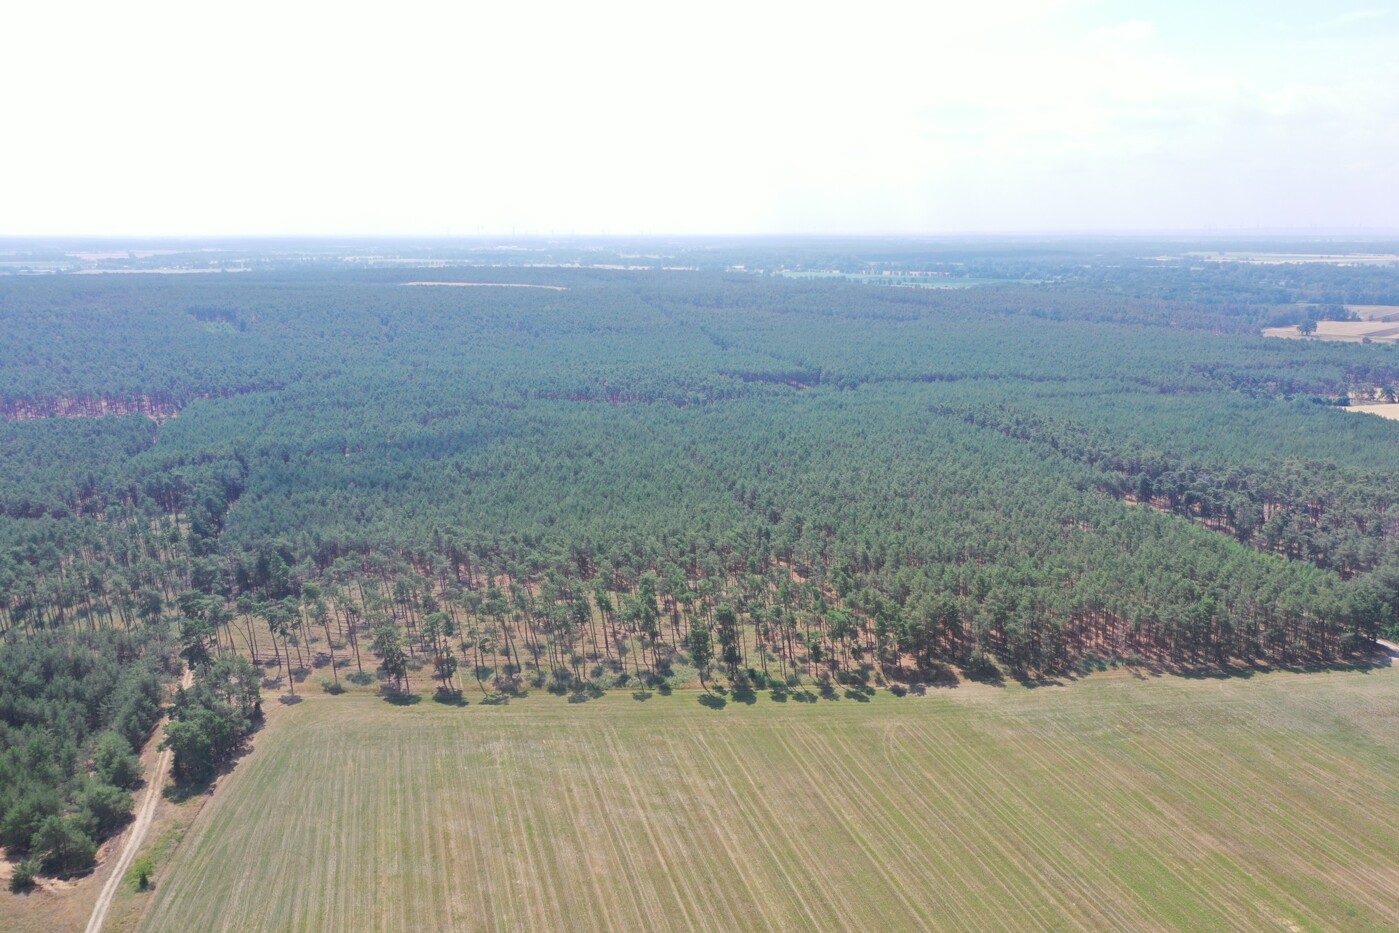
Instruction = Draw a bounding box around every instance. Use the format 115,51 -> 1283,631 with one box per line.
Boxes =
136,665 -> 1399,933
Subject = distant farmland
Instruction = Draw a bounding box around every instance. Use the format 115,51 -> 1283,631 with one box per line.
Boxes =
139,667 -> 1399,932
1263,306 -> 1399,343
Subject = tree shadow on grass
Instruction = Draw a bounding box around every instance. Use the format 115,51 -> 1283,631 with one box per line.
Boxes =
1011,674 -> 1065,689
478,693 -> 510,706
962,666 -> 1006,688
1135,653 -> 1371,681
380,688 -> 421,706
730,684 -> 758,705
791,690 -> 818,703
433,689 -> 468,707
631,690 -> 653,701
164,778 -> 213,805
1175,663 -> 1260,681
1272,654 -> 1390,676
567,683 -> 606,704
278,694 -> 303,705
163,721 -> 263,804
697,693 -> 727,710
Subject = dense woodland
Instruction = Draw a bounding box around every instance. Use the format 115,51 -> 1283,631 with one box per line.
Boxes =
3,242 -> 1399,724
0,628 -> 258,889
0,629 -> 168,887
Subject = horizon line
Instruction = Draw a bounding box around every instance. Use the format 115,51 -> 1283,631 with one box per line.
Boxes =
5,229 -> 1399,242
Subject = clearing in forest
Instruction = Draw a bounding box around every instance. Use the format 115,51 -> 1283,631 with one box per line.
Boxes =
138,666 -> 1399,932
1346,404 -> 1399,421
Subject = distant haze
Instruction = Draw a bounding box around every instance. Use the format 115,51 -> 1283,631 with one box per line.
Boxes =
3,0 -> 1397,236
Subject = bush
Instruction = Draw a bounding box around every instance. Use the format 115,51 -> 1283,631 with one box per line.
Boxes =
129,855 -> 155,891
9,858 -> 38,892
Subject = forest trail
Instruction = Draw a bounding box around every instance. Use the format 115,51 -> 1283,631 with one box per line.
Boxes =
82,665 -> 193,933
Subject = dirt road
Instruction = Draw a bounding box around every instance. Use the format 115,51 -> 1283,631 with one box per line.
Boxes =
83,665 -> 192,933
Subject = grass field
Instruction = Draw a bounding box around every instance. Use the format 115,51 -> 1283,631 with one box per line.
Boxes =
138,666 -> 1399,932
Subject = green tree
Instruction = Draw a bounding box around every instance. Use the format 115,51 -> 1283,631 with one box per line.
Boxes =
687,622 -> 714,694
31,815 -> 97,876
372,622 -> 410,692
93,730 -> 142,789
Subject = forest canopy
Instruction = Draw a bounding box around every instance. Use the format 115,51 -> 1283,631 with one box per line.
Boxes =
2,240 -> 1399,707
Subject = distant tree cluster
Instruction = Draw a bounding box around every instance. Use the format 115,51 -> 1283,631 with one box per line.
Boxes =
162,654 -> 260,785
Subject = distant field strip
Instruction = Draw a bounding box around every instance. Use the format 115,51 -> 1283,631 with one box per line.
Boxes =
1264,321 -> 1399,342
141,670 -> 1399,932
399,281 -> 568,290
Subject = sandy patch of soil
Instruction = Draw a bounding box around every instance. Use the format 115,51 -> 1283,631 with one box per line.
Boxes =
1345,404 -> 1399,421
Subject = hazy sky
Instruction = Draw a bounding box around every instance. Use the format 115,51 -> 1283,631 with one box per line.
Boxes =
3,0 -> 1396,236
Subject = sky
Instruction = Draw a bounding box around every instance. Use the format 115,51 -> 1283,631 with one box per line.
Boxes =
2,0 -> 1397,237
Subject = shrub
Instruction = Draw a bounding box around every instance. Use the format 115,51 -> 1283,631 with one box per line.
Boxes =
129,855 -> 155,891
9,858 -> 38,892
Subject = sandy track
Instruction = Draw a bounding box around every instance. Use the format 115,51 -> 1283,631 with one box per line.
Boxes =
83,666 -> 192,933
